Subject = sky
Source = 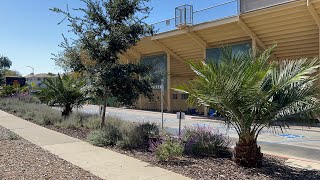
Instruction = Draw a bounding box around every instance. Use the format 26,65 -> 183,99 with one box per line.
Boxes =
0,0 -> 234,76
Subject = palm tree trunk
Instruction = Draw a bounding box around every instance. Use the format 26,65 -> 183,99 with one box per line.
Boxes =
100,89 -> 108,128
62,104 -> 72,117
234,134 -> 263,168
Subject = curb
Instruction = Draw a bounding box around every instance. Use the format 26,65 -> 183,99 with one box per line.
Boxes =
263,151 -> 320,165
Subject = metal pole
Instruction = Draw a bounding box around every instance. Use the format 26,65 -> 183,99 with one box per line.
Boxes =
179,111 -> 182,137
161,79 -> 164,130
26,66 -> 34,75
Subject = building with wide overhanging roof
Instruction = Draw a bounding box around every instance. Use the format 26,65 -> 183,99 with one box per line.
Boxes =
119,0 -> 320,115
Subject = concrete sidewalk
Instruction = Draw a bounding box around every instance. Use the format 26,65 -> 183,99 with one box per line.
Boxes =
0,110 -> 190,180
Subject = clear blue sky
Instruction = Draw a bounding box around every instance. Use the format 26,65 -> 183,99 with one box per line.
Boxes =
0,0 -> 234,76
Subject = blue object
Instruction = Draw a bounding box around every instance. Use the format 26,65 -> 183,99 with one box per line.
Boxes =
277,134 -> 304,139
190,108 -> 196,114
209,109 -> 216,116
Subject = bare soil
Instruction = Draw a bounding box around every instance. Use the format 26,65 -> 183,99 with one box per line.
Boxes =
0,126 -> 102,180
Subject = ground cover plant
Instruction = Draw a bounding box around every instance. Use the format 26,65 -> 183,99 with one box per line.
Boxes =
0,97 -> 97,129
183,126 -> 232,158
175,47 -> 320,167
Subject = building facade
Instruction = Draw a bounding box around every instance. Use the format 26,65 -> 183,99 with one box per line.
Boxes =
25,73 -> 56,88
119,0 -> 320,114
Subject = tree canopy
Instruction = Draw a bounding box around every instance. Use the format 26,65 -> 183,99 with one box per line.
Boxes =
0,55 -> 12,85
51,0 -> 154,127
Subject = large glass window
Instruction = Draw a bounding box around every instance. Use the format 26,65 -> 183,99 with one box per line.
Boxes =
140,54 -> 167,89
206,42 -> 251,63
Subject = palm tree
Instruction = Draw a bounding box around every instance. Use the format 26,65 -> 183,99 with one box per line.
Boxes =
174,47 -> 320,167
0,55 -> 12,85
41,74 -> 89,117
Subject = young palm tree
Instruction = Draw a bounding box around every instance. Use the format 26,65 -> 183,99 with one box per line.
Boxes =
41,74 -> 89,117
174,47 -> 320,167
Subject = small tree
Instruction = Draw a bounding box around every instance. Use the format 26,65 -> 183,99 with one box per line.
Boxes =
41,74 -> 88,117
51,0 -> 154,127
0,55 -> 12,85
175,47 -> 320,167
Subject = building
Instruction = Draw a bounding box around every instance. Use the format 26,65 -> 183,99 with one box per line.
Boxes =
5,76 -> 26,87
118,0 -> 320,114
25,73 -> 56,88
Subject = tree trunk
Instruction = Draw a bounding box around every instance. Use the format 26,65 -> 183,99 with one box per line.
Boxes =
62,104 -> 72,117
234,135 -> 263,168
100,90 -> 108,128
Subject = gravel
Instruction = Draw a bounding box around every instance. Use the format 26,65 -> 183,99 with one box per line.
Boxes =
108,147 -> 320,180
0,126 -> 102,180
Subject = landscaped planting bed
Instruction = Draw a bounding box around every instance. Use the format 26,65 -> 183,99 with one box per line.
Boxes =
108,147 -> 320,180
0,97 -> 320,180
0,126 -> 101,180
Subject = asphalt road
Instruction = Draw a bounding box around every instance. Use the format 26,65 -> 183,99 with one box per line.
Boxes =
77,105 -> 320,162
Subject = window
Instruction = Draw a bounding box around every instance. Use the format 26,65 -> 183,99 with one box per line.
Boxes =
206,42 -> 251,63
181,94 -> 189,100
140,54 -> 167,90
37,78 -> 41,81
172,94 -> 178,99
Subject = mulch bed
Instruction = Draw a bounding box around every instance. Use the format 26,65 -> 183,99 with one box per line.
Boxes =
0,126 -> 102,180
106,147 -> 320,180
44,125 -> 320,180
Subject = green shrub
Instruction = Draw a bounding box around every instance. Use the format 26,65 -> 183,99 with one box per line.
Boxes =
119,122 -> 159,149
83,116 -> 101,130
87,120 -> 122,146
55,112 -> 91,129
55,118 -> 81,129
40,111 -> 63,125
6,131 -> 19,140
156,139 -> 184,161
183,126 -> 231,158
24,111 -> 36,120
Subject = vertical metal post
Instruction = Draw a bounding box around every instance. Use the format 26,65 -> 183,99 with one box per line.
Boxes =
237,0 -> 241,15
179,111 -> 182,137
161,79 -> 164,130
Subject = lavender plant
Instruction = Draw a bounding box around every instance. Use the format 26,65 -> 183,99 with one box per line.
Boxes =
183,126 -> 231,158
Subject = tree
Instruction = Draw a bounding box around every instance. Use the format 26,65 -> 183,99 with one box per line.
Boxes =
174,47 -> 320,167
41,74 -> 89,117
51,0 -> 154,127
0,55 -> 12,85
4,70 -> 22,77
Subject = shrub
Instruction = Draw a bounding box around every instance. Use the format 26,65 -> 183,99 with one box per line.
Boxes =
24,111 -> 36,120
6,131 -> 19,140
83,116 -> 101,130
156,139 -> 184,161
56,112 -> 92,129
183,126 -> 231,158
148,137 -> 165,152
40,110 -> 63,125
18,94 -> 40,104
119,122 -> 159,149
87,119 -> 122,146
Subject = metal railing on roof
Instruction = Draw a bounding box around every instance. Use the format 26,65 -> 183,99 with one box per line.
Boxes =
150,0 -> 239,34
150,0 -> 300,35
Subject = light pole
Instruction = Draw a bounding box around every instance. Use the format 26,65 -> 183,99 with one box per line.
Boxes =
26,66 -> 34,75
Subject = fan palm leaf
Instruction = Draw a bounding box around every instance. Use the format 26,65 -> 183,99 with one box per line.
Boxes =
174,46 -> 320,167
